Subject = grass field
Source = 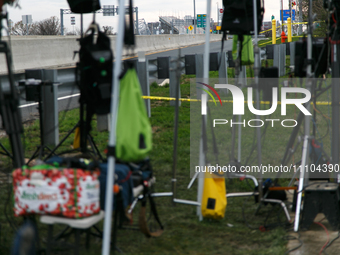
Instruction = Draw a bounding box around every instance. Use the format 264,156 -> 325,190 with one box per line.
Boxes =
0,68 -> 333,254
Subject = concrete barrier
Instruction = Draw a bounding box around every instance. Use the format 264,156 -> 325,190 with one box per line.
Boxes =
0,34 -> 222,74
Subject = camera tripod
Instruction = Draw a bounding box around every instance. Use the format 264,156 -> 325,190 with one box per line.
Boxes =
42,85 -> 104,161
43,118 -> 104,161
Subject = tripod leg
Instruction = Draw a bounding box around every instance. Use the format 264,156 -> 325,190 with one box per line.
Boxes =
0,142 -> 13,158
26,147 -> 41,165
43,122 -> 79,160
87,134 -> 103,160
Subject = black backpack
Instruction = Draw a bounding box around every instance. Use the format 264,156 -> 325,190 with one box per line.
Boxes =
221,0 -> 264,35
78,26 -> 113,115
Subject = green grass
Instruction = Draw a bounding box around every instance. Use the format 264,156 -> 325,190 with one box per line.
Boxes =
0,70 -> 333,254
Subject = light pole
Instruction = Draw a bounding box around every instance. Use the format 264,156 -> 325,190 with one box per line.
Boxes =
193,0 -> 196,34
281,0 -> 283,33
216,2 -> 218,34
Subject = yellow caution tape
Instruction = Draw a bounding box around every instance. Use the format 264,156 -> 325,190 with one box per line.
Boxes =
260,28 -> 273,34
258,41 -> 274,47
143,96 -> 332,106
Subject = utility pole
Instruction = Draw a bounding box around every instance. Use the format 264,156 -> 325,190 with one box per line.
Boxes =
299,0 -> 302,34
193,0 -> 196,34
281,0 -> 284,33
216,2 -> 219,34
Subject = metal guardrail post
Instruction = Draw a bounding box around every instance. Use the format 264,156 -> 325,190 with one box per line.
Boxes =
169,56 -> 181,106
218,51 -> 228,85
137,51 -> 151,116
280,44 -> 286,76
97,115 -> 110,132
25,69 -> 59,147
273,44 -> 286,77
42,70 -> 59,146
195,54 -> 204,99
290,42 -> 295,67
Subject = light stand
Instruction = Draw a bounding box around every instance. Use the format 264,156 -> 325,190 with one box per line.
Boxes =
294,0 -> 313,232
253,0 -> 263,201
102,0 -> 125,253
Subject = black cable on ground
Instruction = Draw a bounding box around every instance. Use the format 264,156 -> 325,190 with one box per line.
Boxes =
322,231 -> 340,255
283,232 -> 303,255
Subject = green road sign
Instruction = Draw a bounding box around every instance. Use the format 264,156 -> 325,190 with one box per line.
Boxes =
197,14 -> 207,28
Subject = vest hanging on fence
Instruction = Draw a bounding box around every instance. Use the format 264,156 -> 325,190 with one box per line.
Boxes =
116,65 -> 152,162
201,171 -> 227,220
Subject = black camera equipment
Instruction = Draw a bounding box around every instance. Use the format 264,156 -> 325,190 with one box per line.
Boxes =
44,13 -> 112,161
43,27 -> 112,160
67,0 -> 100,14
221,0 -> 264,35
0,12 -> 25,168
77,23 -> 113,154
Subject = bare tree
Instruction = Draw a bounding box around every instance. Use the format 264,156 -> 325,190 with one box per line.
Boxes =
102,26 -> 114,35
11,21 -> 34,35
32,16 -> 61,35
301,0 -> 327,36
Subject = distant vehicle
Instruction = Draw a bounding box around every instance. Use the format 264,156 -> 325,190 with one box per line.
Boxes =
262,21 -> 272,31
262,21 -> 272,37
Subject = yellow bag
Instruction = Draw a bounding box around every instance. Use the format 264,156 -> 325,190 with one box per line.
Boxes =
201,171 -> 227,219
73,127 -> 80,149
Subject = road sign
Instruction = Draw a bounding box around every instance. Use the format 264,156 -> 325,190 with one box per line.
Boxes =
70,16 -> 75,25
280,9 -> 295,21
219,9 -> 223,20
188,25 -> 193,31
161,29 -> 164,34
197,14 -> 207,28
216,26 -> 221,31
22,15 -> 32,24
103,5 -> 115,16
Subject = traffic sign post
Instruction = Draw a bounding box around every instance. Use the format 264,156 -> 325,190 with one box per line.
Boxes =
22,15 -> 32,36
218,8 -> 223,23
70,16 -> 75,35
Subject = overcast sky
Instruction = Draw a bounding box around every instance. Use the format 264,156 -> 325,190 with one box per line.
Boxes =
5,0 -> 292,33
